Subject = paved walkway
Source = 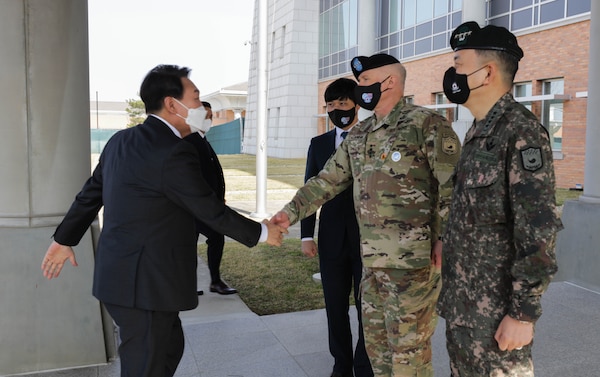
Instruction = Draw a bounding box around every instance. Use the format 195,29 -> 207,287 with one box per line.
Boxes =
14,200 -> 600,377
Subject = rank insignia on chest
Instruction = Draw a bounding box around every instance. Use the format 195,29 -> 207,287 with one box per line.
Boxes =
442,134 -> 459,155
520,147 -> 543,172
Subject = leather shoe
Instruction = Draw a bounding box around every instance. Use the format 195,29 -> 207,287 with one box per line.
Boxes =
330,372 -> 352,377
210,280 -> 237,295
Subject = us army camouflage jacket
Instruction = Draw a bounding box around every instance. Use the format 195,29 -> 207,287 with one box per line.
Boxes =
283,100 -> 460,269
439,92 -> 563,328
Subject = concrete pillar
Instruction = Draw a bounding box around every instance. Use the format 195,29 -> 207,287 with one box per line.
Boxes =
357,0 -> 377,55
0,1 -> 110,374
554,2 -> 600,292
462,0 -> 486,26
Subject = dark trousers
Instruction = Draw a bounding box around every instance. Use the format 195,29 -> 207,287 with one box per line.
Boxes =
320,235 -> 373,377
196,222 -> 225,283
104,303 -> 184,377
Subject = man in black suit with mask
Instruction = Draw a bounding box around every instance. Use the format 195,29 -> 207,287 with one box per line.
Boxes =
41,64 -> 286,377
184,101 -> 237,295
301,78 -> 373,377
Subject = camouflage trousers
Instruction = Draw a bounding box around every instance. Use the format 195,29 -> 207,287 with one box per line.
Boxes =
361,266 -> 441,377
446,325 -> 534,377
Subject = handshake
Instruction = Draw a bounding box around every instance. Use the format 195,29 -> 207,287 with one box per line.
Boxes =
262,211 -> 292,247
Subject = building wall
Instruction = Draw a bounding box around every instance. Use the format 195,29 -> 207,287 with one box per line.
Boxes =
245,0 -> 320,158
317,19 -> 590,189
516,21 -> 589,188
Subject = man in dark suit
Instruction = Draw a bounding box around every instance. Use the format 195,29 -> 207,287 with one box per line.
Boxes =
41,65 -> 285,377
301,78 -> 373,377
184,101 -> 237,295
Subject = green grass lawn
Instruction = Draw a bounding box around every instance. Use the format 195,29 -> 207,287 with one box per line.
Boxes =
199,239 -> 325,315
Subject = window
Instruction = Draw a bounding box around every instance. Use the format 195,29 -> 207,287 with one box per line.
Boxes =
435,92 -> 457,122
319,0 -> 358,79
377,0 -> 461,59
487,0 -> 591,31
542,79 -> 564,151
513,82 -> 532,111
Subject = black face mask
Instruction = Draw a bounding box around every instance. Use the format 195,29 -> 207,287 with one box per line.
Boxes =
442,66 -> 488,104
354,75 -> 391,111
327,108 -> 356,128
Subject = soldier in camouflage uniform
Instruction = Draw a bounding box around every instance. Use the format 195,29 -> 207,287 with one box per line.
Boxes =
439,22 -> 564,376
272,54 -> 461,377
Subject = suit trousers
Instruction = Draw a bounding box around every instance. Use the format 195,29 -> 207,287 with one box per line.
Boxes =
196,221 -> 225,283
320,234 -> 373,377
104,303 -> 185,377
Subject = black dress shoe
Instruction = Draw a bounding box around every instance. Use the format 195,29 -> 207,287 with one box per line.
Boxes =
209,280 -> 237,295
330,372 -> 352,377
197,290 -> 204,295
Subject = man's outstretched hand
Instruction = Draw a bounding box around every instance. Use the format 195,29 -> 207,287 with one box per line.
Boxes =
270,211 -> 291,229
263,219 -> 288,246
41,241 -> 78,280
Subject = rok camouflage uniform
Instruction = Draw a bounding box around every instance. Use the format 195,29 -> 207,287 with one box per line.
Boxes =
438,93 -> 563,376
283,99 -> 460,376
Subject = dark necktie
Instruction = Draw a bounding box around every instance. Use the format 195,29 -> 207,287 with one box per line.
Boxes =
341,131 -> 348,139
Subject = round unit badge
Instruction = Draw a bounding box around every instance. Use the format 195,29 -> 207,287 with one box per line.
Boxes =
391,151 -> 401,162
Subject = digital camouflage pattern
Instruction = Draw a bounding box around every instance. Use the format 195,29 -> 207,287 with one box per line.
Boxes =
445,326 -> 534,376
283,99 -> 461,270
438,93 -> 563,375
361,267 -> 440,377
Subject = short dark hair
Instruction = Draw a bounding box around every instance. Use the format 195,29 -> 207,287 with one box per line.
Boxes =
476,50 -> 519,84
201,101 -> 212,109
324,78 -> 357,103
140,65 -> 191,113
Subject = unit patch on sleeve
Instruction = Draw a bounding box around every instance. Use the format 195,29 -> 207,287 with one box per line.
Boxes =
520,147 -> 543,172
442,133 -> 459,155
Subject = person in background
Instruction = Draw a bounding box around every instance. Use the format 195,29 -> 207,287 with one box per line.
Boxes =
301,78 -> 373,377
41,64 -> 286,377
272,53 -> 460,376
185,101 -> 237,295
439,21 -> 563,376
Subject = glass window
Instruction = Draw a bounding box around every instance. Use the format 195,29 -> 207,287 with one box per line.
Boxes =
452,0 -> 462,11
514,82 -> 532,110
380,0 -> 390,35
540,0 -> 565,24
567,0 -> 591,16
512,0 -> 533,10
319,0 -> 358,80
490,0 -> 510,15
488,0 -> 589,31
542,79 -> 564,151
404,0 -> 417,27
514,82 -> 532,97
416,1 -> 433,23
435,92 -> 457,121
433,16 -> 447,33
415,38 -> 432,55
512,8 -> 532,30
416,21 -> 432,39
489,14 -> 510,28
434,0 -> 448,16
390,0 -> 400,32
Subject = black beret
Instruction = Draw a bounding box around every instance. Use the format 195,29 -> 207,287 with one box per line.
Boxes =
450,21 -> 524,60
351,53 -> 400,80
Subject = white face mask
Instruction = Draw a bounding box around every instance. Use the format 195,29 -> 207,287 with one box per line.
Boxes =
173,98 -> 212,134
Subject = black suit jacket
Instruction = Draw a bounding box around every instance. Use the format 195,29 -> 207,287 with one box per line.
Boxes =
184,133 -> 225,200
53,116 -> 261,312
300,129 -> 359,259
